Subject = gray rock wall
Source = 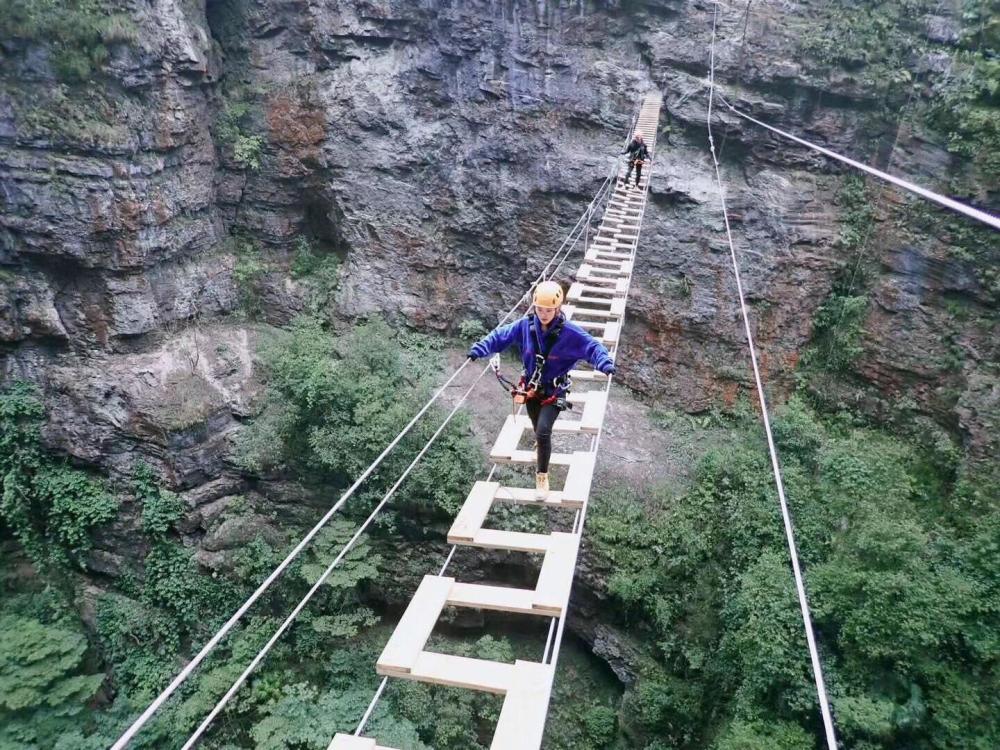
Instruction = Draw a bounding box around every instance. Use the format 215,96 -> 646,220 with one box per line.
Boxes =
1,0 -> 997,502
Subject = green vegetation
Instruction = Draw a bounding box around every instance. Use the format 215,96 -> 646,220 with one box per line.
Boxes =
217,99 -> 266,172
291,238 -> 340,313
233,315 -> 482,520
233,236 -> 269,319
588,397 -> 999,750
798,0 -> 933,93
0,0 -> 137,80
799,175 -> 873,377
799,1 -> 1000,184
0,603 -> 105,748
926,3 -> 1000,182
0,382 -> 118,573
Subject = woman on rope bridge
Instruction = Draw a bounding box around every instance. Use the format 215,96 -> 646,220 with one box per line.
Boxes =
467,281 -> 616,500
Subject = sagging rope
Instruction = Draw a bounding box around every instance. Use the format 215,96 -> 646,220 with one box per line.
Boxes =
112,149 -> 623,750
707,3 -> 839,748
714,97 -> 999,232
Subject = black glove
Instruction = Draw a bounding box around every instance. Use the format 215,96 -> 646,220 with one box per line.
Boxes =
600,364 -> 616,376
467,352 -> 478,361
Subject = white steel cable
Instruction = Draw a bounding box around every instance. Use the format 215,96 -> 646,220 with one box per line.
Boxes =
707,4 -> 838,748
180,365 -> 490,749
112,167 -> 620,750
352,677 -> 388,739
714,96 -> 999,231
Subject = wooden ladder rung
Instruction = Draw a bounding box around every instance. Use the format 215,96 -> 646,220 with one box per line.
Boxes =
508,449 -> 574,466
491,661 -> 555,750
602,321 -> 621,346
567,368 -> 609,382
448,581 -> 539,614
586,248 -> 631,262
495,485 -> 583,509
562,451 -> 597,505
489,413 -> 584,461
377,575 -> 452,677
406,651 -> 517,694
577,265 -> 626,283
568,281 -> 616,300
469,528 -> 552,553
562,314 -> 618,346
562,303 -> 621,321
488,415 -> 524,461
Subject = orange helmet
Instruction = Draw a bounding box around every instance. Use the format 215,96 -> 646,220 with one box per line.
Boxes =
533,280 -> 564,307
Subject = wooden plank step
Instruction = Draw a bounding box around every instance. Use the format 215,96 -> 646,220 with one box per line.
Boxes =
562,451 -> 597,505
448,581 -> 539,615
576,271 -> 630,293
507,449 -> 574,466
328,735 -> 398,750
408,651 -> 516,694
488,413 -> 582,462
568,367 -> 609,382
567,281 -> 615,301
495,485 -> 583,509
562,303 -> 622,321
377,575 -> 452,677
490,661 -> 555,750
562,315 -> 619,347
469,528 -> 552,554
571,293 -> 616,307
577,264 -> 629,283
587,246 -> 632,260
533,532 -> 580,613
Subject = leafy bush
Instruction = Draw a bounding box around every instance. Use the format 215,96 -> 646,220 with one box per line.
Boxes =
233,316 -> 482,519
0,381 -> 117,570
458,317 -> 487,340
232,236 -> 268,318
217,98 -> 265,171
133,463 -> 184,539
590,399 -> 1000,749
291,238 -> 340,312
0,614 -> 104,747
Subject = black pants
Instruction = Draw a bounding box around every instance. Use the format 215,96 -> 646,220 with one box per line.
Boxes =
625,158 -> 643,186
526,398 -> 562,473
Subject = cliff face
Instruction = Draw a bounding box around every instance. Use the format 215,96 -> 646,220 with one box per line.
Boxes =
1,1 -> 997,519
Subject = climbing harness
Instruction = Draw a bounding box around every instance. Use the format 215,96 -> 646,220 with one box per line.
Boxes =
488,315 -> 573,410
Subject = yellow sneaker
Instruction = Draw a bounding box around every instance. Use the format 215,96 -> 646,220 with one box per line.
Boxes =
535,472 -> 549,500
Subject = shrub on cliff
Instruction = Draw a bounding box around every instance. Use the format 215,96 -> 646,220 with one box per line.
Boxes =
0,381 -> 118,572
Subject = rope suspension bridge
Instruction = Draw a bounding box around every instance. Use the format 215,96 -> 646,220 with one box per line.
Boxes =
109,5 -> 998,748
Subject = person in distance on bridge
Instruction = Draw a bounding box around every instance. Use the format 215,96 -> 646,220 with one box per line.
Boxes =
467,281 -> 616,500
622,131 -> 649,189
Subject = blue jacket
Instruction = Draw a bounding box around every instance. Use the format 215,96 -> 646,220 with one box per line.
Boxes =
468,313 -> 615,392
